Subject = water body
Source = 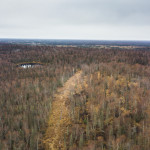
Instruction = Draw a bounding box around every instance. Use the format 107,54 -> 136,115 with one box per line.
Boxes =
21,64 -> 32,68
19,63 -> 42,68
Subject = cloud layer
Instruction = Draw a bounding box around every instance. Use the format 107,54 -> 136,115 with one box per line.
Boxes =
0,0 -> 150,40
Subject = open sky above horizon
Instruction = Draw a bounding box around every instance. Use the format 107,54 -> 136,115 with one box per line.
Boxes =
0,0 -> 150,40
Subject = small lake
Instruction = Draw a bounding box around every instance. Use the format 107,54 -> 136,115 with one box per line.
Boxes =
18,63 -> 43,68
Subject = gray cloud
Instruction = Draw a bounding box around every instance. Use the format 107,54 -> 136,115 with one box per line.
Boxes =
0,0 -> 150,40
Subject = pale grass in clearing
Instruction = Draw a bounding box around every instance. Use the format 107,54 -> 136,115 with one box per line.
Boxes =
43,71 -> 83,150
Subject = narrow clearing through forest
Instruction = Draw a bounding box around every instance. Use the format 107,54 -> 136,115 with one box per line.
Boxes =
43,71 -> 83,150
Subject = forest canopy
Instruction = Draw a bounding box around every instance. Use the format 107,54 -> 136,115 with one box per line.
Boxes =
0,44 -> 150,150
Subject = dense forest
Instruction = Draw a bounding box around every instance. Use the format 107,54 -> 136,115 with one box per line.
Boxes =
0,44 -> 150,149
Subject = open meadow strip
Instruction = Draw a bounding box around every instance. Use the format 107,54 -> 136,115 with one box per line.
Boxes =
43,71 -> 83,149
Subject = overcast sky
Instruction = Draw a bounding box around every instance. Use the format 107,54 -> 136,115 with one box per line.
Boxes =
0,0 -> 150,40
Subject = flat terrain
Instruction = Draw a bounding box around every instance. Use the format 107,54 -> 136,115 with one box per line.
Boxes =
0,44 -> 150,149
43,71 -> 83,149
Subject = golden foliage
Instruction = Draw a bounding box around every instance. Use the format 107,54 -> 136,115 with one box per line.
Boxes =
43,71 -> 83,150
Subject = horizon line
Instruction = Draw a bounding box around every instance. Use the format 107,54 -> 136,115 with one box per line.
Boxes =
0,37 -> 150,42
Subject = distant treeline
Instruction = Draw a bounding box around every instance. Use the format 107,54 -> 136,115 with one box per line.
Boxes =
1,39 -> 150,46
0,44 -> 150,66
